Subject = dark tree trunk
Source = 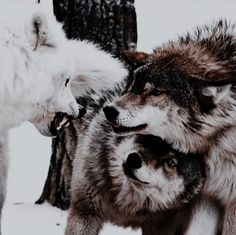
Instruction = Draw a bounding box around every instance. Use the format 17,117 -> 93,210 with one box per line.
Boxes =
53,0 -> 68,23
36,0 -> 137,210
35,125 -> 78,209
53,0 -> 137,57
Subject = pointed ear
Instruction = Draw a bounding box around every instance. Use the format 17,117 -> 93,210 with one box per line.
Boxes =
195,84 -> 231,113
121,50 -> 150,69
29,12 -> 54,50
69,73 -> 113,97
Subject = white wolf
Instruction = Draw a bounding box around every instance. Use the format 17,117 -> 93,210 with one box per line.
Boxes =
0,2 -> 127,233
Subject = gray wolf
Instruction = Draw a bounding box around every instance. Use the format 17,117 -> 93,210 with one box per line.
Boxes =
0,2 -> 127,233
103,20 -> 236,234
64,86 -> 215,235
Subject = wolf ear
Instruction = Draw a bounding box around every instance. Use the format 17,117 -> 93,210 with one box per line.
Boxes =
29,12 -> 54,50
196,85 -> 231,113
121,50 -> 150,69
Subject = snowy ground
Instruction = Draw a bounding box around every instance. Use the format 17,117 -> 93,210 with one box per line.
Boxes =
2,0 -> 236,234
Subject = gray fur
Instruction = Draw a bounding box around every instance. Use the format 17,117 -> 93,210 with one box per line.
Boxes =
65,86 -> 207,235
104,20 -> 236,234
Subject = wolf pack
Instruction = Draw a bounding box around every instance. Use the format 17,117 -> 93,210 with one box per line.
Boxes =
1,2 -> 236,235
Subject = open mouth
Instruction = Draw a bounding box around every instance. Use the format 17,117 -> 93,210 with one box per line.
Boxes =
123,163 -> 148,185
49,107 -> 86,136
111,123 -> 147,134
49,112 -> 73,136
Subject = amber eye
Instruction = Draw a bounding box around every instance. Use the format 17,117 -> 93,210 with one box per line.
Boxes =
164,158 -> 177,168
150,89 -> 162,96
65,78 -> 70,87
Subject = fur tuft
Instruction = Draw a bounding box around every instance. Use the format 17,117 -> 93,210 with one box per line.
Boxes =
154,19 -> 236,84
104,19 -> 236,234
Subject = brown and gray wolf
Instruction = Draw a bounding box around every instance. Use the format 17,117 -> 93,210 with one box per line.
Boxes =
0,2 -> 127,233
65,85 -> 222,235
103,20 -> 236,234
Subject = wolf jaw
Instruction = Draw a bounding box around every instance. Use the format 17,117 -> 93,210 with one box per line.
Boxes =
105,92 -> 235,154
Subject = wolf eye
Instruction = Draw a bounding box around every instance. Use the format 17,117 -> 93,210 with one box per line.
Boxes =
150,90 -> 162,96
65,78 -> 70,87
164,158 -> 177,168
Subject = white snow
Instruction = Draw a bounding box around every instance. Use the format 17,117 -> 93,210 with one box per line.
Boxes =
2,0 -> 236,234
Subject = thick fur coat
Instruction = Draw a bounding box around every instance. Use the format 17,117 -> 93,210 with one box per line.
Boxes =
103,20 -> 236,234
64,85 -> 215,235
0,3 -> 127,233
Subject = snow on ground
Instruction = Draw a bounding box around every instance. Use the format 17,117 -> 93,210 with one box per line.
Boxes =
2,0 -> 236,234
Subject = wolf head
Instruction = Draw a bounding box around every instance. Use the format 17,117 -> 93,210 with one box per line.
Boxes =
104,20 -> 236,152
20,11 -> 80,136
20,8 -> 126,137
112,135 -> 205,213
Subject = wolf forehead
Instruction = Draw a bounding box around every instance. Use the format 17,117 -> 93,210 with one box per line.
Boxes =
126,20 -> 236,105
135,135 -> 205,170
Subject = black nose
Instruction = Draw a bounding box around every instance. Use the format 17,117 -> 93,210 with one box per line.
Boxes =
126,152 -> 142,169
103,106 -> 119,122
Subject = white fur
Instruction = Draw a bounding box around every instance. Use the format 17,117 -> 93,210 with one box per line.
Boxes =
0,3 -> 79,133
0,3 -> 127,133
185,198 -> 220,235
68,40 -> 128,97
0,2 -> 127,234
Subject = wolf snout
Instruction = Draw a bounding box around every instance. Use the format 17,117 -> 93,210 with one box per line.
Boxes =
49,105 -> 86,136
125,152 -> 143,170
63,105 -> 86,122
103,106 -> 119,123
68,104 -> 86,119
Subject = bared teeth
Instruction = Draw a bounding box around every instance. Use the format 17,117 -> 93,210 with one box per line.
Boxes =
59,117 -> 69,126
55,116 -> 71,131
56,125 -> 62,131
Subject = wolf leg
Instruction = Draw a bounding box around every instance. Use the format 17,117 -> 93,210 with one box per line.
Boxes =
65,208 -> 103,235
0,134 -> 9,235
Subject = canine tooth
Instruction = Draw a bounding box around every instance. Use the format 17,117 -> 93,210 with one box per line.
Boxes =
65,122 -> 70,127
59,117 -> 68,126
56,126 -> 62,131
